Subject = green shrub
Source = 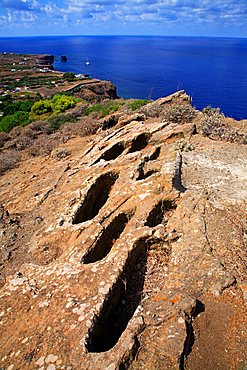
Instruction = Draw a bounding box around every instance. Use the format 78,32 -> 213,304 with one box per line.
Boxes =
31,99 -> 53,116
127,99 -> 150,111
83,101 -> 124,118
51,95 -> 79,114
19,100 -> 34,112
0,111 -> 30,132
30,95 -> 80,121
0,97 -> 34,117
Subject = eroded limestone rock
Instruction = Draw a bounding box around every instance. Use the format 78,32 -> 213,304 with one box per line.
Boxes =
0,92 -> 246,370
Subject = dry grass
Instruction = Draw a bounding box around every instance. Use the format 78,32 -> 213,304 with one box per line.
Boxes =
141,102 -> 196,123
9,126 -> 23,139
1,115 -> 98,160
28,120 -> 53,134
28,135 -> 59,157
140,104 -> 163,118
51,147 -> 71,160
160,104 -> 196,123
0,132 -> 10,148
60,116 -> 98,138
200,109 -> 247,144
0,150 -> 21,175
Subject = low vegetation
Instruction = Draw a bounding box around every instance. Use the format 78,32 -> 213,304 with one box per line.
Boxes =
202,105 -> 222,116
0,94 -> 81,133
160,104 -> 196,123
83,100 -> 125,118
30,94 -> 81,121
1,69 -> 245,181
127,99 -> 150,111
140,101 -> 196,122
63,72 -> 76,82
47,114 -> 78,131
200,106 -> 247,144
0,150 -> 20,175
1,75 -> 63,91
0,111 -> 30,132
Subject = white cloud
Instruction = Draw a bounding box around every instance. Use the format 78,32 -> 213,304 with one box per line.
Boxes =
0,0 -> 246,33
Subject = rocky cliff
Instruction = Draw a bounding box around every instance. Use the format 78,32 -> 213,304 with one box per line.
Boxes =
74,80 -> 118,102
35,54 -> 55,69
0,91 -> 246,370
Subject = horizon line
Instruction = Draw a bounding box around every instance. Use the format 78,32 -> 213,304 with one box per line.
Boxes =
0,34 -> 246,40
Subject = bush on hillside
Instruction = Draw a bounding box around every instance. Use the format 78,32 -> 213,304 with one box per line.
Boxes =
27,120 -> 53,135
0,111 -> 30,132
8,126 -> 23,138
31,99 -> 53,117
200,108 -> 247,144
48,113 -> 78,131
0,150 -> 20,175
0,132 -> 10,148
0,97 -> 34,118
60,116 -> 98,138
52,147 -> 71,160
202,106 -> 222,116
51,95 -> 79,114
28,136 -> 59,157
161,104 -> 196,123
30,95 -> 81,120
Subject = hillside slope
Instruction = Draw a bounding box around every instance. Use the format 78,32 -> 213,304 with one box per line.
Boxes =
0,91 -> 246,370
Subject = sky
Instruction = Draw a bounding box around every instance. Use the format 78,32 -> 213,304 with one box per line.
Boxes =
0,0 -> 246,37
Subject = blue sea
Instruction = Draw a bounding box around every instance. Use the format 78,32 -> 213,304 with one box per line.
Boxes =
0,36 -> 246,120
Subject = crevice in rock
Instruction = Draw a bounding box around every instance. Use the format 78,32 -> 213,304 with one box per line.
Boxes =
81,211 -> 134,264
93,142 -> 125,165
128,133 -> 150,153
136,161 -> 157,181
72,172 -> 118,224
148,146 -> 161,161
102,115 -> 119,130
172,153 -> 187,193
145,200 -> 177,228
85,238 -> 148,353
119,336 -> 140,370
137,169 -> 157,181
179,300 -> 205,370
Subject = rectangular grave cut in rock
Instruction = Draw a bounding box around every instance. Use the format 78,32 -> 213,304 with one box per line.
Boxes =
85,238 -> 148,352
72,172 -> 118,224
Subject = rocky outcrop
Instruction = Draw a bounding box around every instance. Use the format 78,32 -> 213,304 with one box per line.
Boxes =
35,54 -> 55,70
0,91 -> 246,370
75,80 -> 119,102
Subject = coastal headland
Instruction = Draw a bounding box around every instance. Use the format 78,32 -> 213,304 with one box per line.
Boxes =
0,53 -> 247,370
0,52 -> 117,100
